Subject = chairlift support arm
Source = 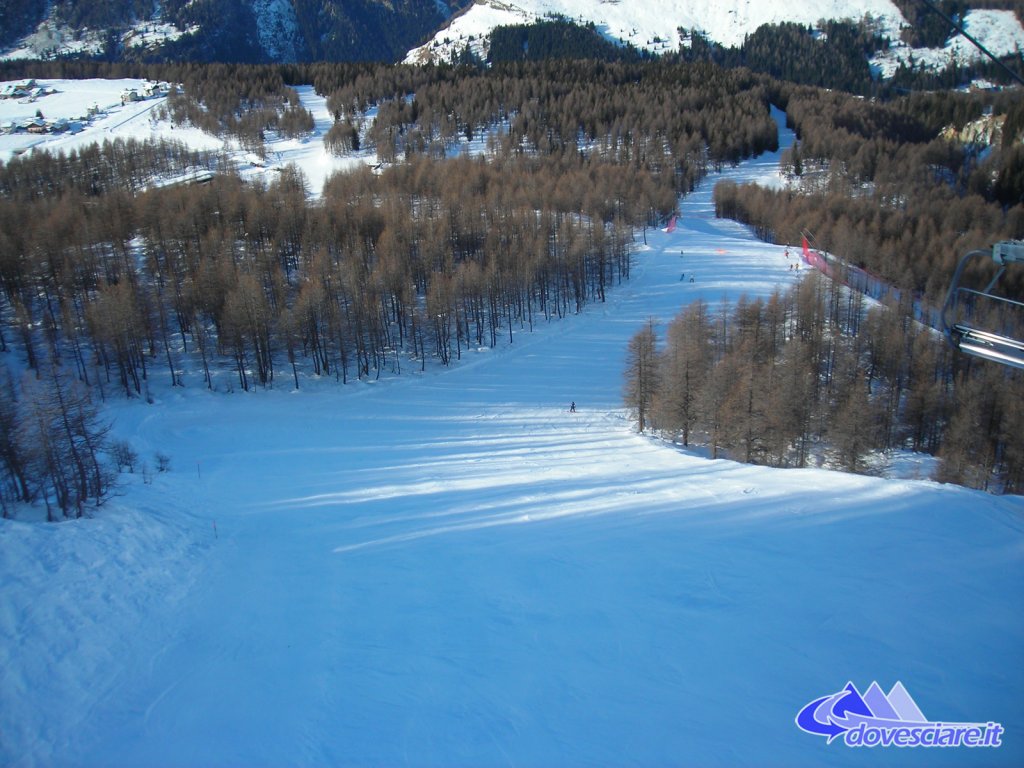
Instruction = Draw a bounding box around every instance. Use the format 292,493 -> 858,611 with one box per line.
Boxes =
942,241 -> 1024,370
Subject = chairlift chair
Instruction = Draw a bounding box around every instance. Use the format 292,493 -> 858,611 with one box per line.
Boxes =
942,240 -> 1024,370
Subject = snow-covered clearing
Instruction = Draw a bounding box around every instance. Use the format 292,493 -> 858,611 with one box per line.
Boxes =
871,9 -> 1024,79
1,102 -> 1022,767
0,80 -> 377,191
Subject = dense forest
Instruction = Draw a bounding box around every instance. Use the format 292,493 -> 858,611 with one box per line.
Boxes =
714,85 -> 1024,301
624,275 -> 1023,493
486,18 -> 647,65
0,0 -> 49,49
679,22 -> 885,96
0,57 -> 1022,515
625,74 -> 1023,493
679,11 -> 1024,95
0,60 -> 780,516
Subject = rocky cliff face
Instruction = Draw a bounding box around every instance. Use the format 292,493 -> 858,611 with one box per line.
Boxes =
941,112 -> 1008,148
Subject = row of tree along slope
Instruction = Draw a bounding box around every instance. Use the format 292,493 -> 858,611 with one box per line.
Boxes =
625,274 -> 1023,494
2,59 -> 1021,513
623,77 -> 1024,495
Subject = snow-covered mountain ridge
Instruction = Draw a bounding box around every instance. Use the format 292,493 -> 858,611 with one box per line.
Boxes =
3,0 -> 1023,78
405,0 -> 1024,81
408,0 -> 902,61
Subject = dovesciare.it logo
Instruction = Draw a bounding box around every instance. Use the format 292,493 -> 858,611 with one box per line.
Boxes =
795,681 -> 1004,749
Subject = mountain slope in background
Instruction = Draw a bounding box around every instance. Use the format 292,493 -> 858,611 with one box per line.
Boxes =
0,0 -> 467,62
406,0 -> 1024,80
2,0 -> 1023,72
408,0 -> 905,61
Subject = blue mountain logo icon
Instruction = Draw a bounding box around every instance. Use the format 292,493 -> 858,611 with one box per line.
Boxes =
795,682 -> 1003,749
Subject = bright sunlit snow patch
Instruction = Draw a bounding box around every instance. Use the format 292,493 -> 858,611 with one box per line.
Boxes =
0,79 -> 378,197
871,9 -> 1024,79
0,78 -> 177,162
123,21 -> 196,50
406,0 -> 909,63
1,20 -> 106,60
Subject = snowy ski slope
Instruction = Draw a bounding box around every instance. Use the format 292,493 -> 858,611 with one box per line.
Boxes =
1,104 -> 1022,767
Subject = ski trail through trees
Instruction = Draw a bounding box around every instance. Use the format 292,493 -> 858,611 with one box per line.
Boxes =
6,107 -> 1022,768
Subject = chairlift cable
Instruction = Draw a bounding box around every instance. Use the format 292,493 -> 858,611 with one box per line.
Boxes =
914,0 -> 1024,86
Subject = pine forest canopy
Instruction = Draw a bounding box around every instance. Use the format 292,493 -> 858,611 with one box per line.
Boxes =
0,57 -> 1021,508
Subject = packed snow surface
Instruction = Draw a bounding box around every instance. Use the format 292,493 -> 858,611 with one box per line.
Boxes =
0,99 -> 1022,767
